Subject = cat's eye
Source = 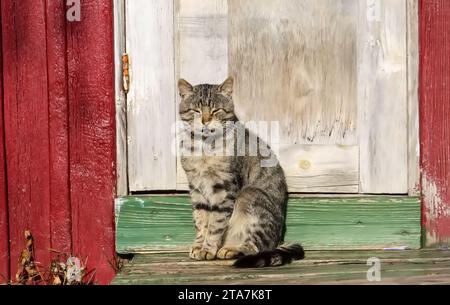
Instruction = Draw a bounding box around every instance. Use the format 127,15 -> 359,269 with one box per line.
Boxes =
189,109 -> 201,114
212,109 -> 225,115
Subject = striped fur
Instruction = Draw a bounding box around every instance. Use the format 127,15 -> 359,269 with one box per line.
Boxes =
178,77 -> 304,267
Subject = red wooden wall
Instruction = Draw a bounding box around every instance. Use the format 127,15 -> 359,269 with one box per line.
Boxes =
420,0 -> 450,246
0,0 -> 116,284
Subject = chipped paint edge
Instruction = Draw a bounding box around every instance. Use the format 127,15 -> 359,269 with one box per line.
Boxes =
422,174 -> 450,247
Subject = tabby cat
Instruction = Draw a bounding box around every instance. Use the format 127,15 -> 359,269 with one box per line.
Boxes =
178,77 -> 304,267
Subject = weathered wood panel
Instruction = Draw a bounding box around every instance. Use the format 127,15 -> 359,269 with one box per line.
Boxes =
177,0 -> 228,85
229,0 -> 358,146
358,0 -> 408,193
66,0 -> 117,284
0,0 -> 119,284
46,0 -> 72,255
114,0 -> 128,196
126,0 -> 176,191
113,250 -> 450,285
0,8 -> 9,283
420,0 -> 450,247
129,0 -> 416,194
116,196 -> 421,253
407,0 -> 420,195
1,0 -> 52,277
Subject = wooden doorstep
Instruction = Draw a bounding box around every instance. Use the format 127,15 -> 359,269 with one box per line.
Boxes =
113,250 -> 450,285
115,196 -> 421,253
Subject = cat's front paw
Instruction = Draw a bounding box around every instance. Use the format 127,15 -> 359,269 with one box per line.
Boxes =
189,246 -> 216,261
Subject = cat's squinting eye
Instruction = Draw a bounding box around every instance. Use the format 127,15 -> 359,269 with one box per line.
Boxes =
212,109 -> 225,115
189,109 -> 201,114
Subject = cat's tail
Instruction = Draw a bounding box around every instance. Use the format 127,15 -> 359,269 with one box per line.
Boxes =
233,243 -> 305,268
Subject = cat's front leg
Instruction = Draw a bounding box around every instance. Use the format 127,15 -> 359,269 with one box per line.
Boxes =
190,209 -> 210,260
190,190 -> 210,260
200,184 -> 235,260
190,206 -> 230,261
190,184 -> 235,260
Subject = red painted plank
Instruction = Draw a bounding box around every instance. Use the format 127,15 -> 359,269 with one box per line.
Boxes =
420,0 -> 450,246
46,0 -> 72,255
66,0 -> 116,284
0,7 -> 10,284
1,0 -> 51,276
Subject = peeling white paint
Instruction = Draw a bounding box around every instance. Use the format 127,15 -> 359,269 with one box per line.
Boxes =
135,197 -> 146,208
422,174 -> 450,220
114,197 -> 125,229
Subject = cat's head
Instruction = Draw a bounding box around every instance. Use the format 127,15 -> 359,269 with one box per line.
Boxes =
178,77 -> 236,132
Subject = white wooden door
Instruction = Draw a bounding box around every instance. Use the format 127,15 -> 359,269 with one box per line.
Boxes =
124,0 -> 413,194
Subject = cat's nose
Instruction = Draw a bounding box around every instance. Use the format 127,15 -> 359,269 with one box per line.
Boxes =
202,113 -> 212,125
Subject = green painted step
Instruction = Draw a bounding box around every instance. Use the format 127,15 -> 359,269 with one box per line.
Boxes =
115,196 -> 421,253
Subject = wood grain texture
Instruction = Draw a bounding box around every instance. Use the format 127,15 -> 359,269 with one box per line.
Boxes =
229,0 -> 358,146
116,196 -> 420,253
66,0 -> 117,284
126,0 -> 177,191
358,0 -> 408,194
419,0 -> 450,246
114,0 -> 128,196
1,0 -> 52,277
280,145 -> 358,193
0,7 -> 9,283
177,0 -> 228,84
113,250 -> 450,285
407,0 -> 420,195
46,0 -> 72,255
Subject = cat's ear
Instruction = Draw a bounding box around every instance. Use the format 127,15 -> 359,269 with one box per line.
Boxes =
218,76 -> 234,97
178,79 -> 194,99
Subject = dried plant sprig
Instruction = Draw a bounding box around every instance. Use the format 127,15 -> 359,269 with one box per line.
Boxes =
11,230 -> 105,285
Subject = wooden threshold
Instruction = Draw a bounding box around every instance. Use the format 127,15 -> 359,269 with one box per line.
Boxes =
112,250 -> 450,285
115,196 -> 421,253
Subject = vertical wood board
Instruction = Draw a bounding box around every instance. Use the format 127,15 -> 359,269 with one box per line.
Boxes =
358,0 -> 408,193
46,0 -> 72,255
1,0 -> 52,277
0,5 -> 9,283
177,0 -> 228,85
126,0 -> 176,191
407,0 -> 420,195
114,0 -> 128,196
66,0 -> 117,284
419,0 -> 450,246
